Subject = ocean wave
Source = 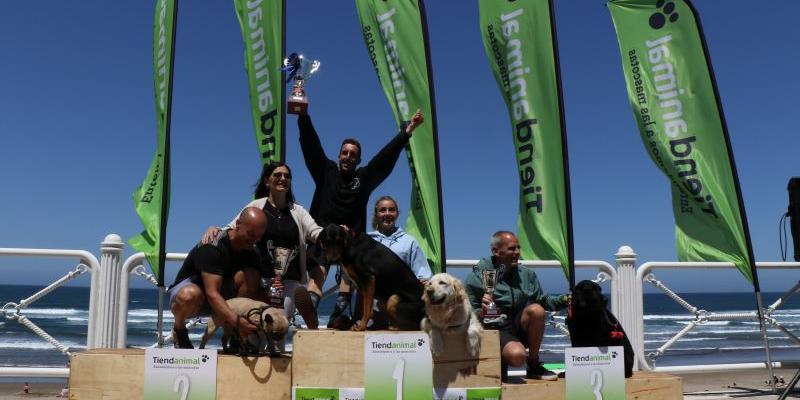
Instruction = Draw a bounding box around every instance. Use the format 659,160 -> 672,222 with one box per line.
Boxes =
644,314 -> 696,321
17,308 -> 86,317
676,320 -> 730,326
644,337 -> 725,344
128,309 -> 159,317
0,339 -> 86,350
66,317 -> 88,322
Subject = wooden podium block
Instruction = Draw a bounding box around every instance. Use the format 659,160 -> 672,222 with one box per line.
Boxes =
291,330 -> 501,390
500,371 -> 683,400
68,348 -> 291,399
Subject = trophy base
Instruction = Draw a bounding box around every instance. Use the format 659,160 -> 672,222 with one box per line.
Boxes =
482,312 -> 506,327
288,96 -> 308,115
269,298 -> 285,309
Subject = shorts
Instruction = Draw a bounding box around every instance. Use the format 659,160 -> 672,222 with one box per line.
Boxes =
166,276 -> 221,317
496,306 -> 527,350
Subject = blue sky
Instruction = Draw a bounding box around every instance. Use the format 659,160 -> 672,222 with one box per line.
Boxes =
0,1 -> 798,293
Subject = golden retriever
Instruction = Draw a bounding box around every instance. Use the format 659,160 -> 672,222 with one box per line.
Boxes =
421,273 -> 482,357
199,297 -> 289,355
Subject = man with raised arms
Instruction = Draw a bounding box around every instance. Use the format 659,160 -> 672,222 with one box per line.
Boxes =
168,207 -> 266,349
293,108 -> 424,329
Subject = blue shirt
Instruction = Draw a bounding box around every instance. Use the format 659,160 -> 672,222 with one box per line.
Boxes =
368,227 -> 432,279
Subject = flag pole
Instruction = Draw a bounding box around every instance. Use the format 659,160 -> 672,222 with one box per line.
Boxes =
686,0 -> 774,390
547,0 -> 575,290
156,0 -> 179,347
417,0 -> 447,273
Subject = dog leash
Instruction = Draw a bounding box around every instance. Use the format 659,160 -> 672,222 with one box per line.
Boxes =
603,309 -> 625,341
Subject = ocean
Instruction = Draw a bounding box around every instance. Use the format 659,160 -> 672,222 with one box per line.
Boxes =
1,284 -> 799,368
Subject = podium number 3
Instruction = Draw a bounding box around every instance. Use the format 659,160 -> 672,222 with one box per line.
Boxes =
392,358 -> 405,400
591,369 -> 603,400
174,374 -> 189,400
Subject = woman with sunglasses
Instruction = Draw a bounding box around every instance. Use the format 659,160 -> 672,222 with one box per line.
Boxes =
203,162 -> 322,324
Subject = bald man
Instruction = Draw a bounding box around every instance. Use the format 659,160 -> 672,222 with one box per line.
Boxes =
168,207 -> 266,349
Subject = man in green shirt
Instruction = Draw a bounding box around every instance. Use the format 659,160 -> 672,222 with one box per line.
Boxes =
465,231 -> 568,381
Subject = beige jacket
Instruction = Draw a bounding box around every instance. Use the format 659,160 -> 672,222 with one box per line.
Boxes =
228,197 -> 322,284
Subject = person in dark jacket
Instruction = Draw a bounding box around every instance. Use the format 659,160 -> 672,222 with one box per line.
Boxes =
465,231 -> 568,381
292,108 -> 425,328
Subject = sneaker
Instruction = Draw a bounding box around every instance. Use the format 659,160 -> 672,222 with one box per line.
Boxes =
526,361 -> 557,381
172,328 -> 193,349
294,286 -> 319,329
329,292 -> 351,321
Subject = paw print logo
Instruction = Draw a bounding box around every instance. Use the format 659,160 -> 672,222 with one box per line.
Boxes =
417,338 -> 425,347
649,0 -> 679,29
201,354 -> 209,363
611,351 -> 618,359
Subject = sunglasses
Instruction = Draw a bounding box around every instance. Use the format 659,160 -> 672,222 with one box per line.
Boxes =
271,172 -> 292,179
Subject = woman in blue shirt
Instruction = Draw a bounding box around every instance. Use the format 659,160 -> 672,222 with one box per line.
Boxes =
367,196 -> 432,280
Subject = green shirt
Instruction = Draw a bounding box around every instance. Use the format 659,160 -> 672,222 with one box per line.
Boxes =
465,258 -> 567,316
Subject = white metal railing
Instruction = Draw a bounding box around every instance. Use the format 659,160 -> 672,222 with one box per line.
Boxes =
0,247 -> 100,350
118,252 -> 187,348
634,260 -> 800,372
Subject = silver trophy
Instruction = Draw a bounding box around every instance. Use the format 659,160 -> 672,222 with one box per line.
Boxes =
283,52 -> 321,115
478,265 -> 506,325
266,240 -> 297,309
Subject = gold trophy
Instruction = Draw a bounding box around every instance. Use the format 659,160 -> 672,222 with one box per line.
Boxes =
283,52 -> 320,115
266,241 -> 297,309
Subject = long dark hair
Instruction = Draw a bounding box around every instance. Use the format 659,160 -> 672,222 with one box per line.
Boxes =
254,162 -> 295,203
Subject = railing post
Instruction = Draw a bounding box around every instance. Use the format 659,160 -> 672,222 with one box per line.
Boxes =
97,234 -> 124,348
614,245 -> 642,371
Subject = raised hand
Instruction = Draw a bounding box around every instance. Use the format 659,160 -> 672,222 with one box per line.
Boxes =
405,109 -> 424,135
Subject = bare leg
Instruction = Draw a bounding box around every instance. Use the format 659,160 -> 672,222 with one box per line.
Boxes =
171,284 -> 203,331
234,267 -> 263,300
501,341 -> 527,368
520,303 -> 546,364
306,264 -> 327,297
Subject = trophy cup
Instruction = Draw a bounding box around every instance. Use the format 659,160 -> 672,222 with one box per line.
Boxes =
283,52 -> 321,115
266,240 -> 297,309
477,265 -> 506,325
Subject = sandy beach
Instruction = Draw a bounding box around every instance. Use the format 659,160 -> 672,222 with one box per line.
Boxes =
0,382 -> 67,400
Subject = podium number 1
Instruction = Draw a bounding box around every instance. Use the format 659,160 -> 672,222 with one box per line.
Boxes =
392,358 -> 405,399
174,374 -> 189,400
591,369 -> 603,400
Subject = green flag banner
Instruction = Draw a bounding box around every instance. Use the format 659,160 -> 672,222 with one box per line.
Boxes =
130,0 -> 177,284
478,0 -> 572,281
234,0 -> 285,164
609,0 -> 754,283
355,0 -> 445,273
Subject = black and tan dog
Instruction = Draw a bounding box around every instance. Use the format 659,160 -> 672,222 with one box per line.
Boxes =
566,280 -> 634,377
318,224 -> 425,331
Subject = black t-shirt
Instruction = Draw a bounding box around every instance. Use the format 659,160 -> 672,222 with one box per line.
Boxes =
259,201 -> 301,281
172,231 -> 260,297
298,115 -> 409,233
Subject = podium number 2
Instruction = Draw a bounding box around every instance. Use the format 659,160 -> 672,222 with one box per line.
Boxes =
173,374 -> 189,400
392,358 -> 405,399
591,369 -> 603,400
